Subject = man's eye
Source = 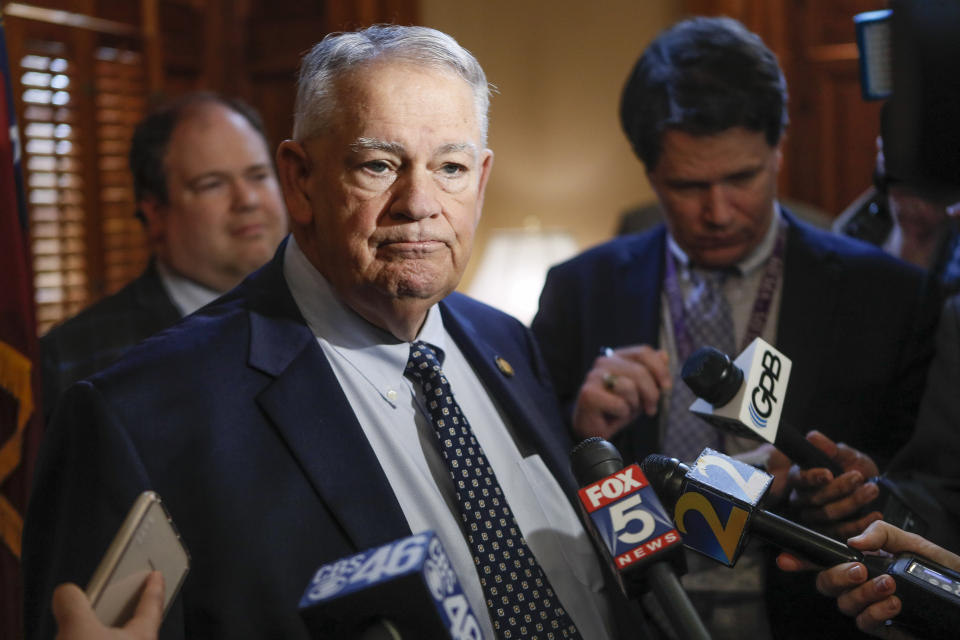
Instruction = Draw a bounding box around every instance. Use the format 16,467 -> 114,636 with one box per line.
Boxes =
440,163 -> 466,177
363,161 -> 392,174
194,178 -> 225,192
727,171 -> 758,186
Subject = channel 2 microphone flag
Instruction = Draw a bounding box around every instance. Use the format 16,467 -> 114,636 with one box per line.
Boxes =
0,11 -> 43,640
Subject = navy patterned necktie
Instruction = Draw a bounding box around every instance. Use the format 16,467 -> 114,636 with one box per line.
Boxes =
405,341 -> 581,640
663,269 -> 736,461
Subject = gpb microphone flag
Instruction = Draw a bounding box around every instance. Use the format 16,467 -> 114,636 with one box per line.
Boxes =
684,337 -> 842,475
299,531 -> 482,640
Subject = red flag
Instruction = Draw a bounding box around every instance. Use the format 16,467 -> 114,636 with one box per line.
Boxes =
0,13 -> 43,640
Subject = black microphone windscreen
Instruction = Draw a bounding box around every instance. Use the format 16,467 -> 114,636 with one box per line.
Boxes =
570,437 -> 624,486
681,346 -> 743,405
639,454 -> 688,512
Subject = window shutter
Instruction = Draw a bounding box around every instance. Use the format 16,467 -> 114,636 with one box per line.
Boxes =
15,31 -> 148,336
94,46 -> 148,297
19,41 -> 88,335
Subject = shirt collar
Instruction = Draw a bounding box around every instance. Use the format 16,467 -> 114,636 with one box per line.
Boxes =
667,202 -> 783,277
283,235 -> 446,387
155,259 -> 222,316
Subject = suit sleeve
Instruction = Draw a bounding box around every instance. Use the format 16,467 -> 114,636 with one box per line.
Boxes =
22,381 -> 156,640
38,333 -> 63,425
885,294 -> 960,550
881,269 -> 944,464
531,264 -> 587,425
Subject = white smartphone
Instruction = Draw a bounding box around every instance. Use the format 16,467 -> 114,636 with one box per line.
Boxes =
85,491 -> 190,627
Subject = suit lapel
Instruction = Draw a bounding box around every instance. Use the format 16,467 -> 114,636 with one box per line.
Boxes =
612,229 -> 667,460
245,252 -> 410,551
440,299 -> 577,494
614,227 -> 666,350
776,212 -> 842,425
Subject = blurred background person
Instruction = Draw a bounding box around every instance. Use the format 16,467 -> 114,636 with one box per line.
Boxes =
39,92 -> 288,421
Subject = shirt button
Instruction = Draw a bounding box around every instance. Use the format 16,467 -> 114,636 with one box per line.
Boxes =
386,389 -> 398,402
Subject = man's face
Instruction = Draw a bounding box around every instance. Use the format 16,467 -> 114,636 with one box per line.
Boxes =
647,127 -> 781,268
281,61 -> 492,335
146,103 -> 288,292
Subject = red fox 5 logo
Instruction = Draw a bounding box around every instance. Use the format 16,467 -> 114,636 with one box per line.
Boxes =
578,465 -> 681,568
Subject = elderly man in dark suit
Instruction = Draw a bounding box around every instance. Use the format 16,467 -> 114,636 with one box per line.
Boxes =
24,25 -> 647,640
39,92 -> 288,422
532,16 -> 941,640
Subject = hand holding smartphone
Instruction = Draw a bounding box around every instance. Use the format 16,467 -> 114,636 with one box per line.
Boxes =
85,491 -> 190,627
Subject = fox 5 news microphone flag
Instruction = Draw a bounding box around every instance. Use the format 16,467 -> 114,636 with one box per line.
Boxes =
0,11 -> 43,640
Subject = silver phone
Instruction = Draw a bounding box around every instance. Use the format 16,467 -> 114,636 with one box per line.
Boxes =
85,491 -> 190,627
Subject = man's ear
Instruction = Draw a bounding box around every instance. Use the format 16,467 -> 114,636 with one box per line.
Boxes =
474,149 -> 494,223
138,198 -> 165,245
276,140 -> 315,226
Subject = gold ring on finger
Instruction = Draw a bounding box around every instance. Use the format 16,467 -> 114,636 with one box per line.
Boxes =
602,372 -> 618,391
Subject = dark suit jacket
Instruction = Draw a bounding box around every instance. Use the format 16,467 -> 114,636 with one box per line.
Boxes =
23,245 -> 642,639
532,210 -> 940,470
531,210 -> 942,639
39,261 -> 182,422
886,293 -> 960,551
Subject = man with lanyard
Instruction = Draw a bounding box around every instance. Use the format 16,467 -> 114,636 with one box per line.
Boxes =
532,16 -> 941,639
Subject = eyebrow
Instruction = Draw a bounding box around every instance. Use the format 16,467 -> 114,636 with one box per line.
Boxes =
185,162 -> 272,183
663,164 -> 764,188
351,138 -> 405,155
350,138 -> 477,157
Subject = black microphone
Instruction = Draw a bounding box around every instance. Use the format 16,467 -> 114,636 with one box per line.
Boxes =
642,452 -> 960,640
682,338 -> 844,476
571,437 -> 710,640
299,531 -> 481,640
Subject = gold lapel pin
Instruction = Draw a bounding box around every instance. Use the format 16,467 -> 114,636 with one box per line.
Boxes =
495,356 -> 514,377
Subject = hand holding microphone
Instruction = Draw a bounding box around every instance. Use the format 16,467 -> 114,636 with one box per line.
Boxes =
683,338 -> 885,536
642,450 -> 960,640
781,431 -> 883,540
681,338 -> 844,476
778,520 -> 960,640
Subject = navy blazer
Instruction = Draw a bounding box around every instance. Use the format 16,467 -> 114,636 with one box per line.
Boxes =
532,210 -> 940,469
23,244 -> 639,639
40,261 -> 182,423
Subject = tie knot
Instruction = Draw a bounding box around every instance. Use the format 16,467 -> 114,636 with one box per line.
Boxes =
691,267 -> 732,289
406,341 -> 445,380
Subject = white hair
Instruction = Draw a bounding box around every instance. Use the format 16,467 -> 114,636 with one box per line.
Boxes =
292,24 -> 491,145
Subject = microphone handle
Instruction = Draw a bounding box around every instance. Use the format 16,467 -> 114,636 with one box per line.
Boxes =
750,508 -> 863,566
646,562 -> 712,640
776,424 -> 845,477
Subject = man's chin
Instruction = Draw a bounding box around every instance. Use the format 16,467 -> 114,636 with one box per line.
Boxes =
690,245 -> 751,269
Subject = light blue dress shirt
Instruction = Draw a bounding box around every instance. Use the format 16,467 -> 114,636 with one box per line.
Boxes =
283,236 -> 614,640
